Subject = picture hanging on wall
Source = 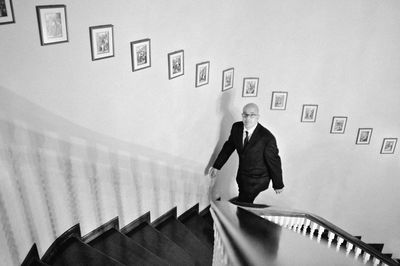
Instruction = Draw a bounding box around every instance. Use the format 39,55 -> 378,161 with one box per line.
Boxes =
330,116 -> 348,134
242,77 -> 259,97
0,0 -> 15,25
131,38 -> 151,72
222,68 -> 234,91
89,24 -> 114,61
301,104 -> 318,122
195,61 -> 210,87
356,128 -> 373,145
270,91 -> 288,110
168,50 -> 184,79
380,138 -> 397,154
36,5 -> 68,45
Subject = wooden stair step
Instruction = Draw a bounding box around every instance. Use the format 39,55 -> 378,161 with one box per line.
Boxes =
179,205 -> 214,248
125,221 -> 195,266
367,243 -> 384,253
155,216 -> 213,266
88,228 -> 168,266
22,244 -> 50,266
51,236 -> 123,266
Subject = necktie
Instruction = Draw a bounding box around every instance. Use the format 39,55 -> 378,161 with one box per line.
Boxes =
244,131 -> 249,148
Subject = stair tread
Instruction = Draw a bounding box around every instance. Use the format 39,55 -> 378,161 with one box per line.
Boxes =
89,228 -> 168,266
179,212 -> 214,248
367,243 -> 384,252
156,217 -> 213,266
51,237 -> 124,266
126,221 -> 195,266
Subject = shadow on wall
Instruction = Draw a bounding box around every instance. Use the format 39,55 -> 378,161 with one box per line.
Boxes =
0,86 -> 209,263
204,92 -> 239,200
204,91 -> 235,175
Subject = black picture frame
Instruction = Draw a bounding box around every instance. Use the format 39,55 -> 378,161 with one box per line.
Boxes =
195,61 -> 210,87
168,50 -> 184,79
89,24 -> 114,61
130,38 -> 151,72
36,5 -> 68,45
0,0 -> 15,25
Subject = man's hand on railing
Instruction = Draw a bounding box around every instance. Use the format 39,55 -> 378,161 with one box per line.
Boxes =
208,167 -> 219,178
208,167 -> 219,201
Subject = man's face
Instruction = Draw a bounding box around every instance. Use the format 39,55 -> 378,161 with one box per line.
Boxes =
242,105 -> 259,129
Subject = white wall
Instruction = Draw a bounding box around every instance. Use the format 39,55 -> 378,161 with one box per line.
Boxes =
0,0 -> 399,263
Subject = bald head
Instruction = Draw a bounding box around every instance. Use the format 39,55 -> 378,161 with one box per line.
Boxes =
243,103 -> 259,114
242,103 -> 260,129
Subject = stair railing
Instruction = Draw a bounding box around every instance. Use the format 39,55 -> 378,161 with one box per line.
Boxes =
209,199 -> 399,266
247,207 -> 399,266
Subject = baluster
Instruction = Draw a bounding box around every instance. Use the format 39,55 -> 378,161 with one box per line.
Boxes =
363,253 -> 371,264
279,216 -> 285,226
303,219 -> 311,236
336,237 -> 344,251
327,231 -> 335,247
310,222 -> 318,240
288,217 -> 296,230
297,217 -> 305,233
354,247 -> 362,260
317,225 -> 325,242
372,257 -> 380,266
284,217 -> 290,228
346,242 -> 354,256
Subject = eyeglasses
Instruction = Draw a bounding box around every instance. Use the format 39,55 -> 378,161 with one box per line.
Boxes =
242,113 -> 258,118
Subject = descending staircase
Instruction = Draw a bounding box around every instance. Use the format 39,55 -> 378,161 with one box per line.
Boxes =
21,204 -> 214,266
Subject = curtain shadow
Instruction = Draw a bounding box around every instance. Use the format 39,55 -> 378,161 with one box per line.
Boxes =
204,92 -> 235,175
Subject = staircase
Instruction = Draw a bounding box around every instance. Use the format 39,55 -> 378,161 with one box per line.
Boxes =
21,204 -> 214,266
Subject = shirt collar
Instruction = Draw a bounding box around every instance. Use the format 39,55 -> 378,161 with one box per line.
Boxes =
243,123 -> 258,136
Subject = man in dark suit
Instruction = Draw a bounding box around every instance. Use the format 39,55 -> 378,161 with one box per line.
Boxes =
209,103 -> 284,203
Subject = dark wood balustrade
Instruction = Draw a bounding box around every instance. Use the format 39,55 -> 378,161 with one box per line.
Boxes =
210,200 -> 399,266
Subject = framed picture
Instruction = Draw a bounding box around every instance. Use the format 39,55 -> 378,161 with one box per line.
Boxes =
168,50 -> 184,79
195,61 -> 210,87
222,68 -> 234,91
242,77 -> 259,97
330,116 -> 348,134
270,91 -> 288,110
89,24 -> 114,61
0,0 -> 15,25
380,138 -> 397,154
131,38 -> 151,72
36,5 -> 68,45
356,128 -> 373,145
301,104 -> 318,122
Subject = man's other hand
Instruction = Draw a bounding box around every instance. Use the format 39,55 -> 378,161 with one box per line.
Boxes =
208,167 -> 219,178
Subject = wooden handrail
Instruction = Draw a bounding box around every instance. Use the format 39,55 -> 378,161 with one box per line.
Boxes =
244,206 -> 399,266
209,199 -> 398,266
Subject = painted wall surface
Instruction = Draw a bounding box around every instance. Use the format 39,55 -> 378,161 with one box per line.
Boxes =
0,0 -> 399,263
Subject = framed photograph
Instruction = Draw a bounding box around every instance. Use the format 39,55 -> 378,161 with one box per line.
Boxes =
270,91 -> 288,110
0,0 -> 15,25
130,38 -> 151,72
222,68 -> 234,91
89,25 -> 114,61
380,138 -> 397,154
36,5 -> 68,45
242,77 -> 259,97
168,50 -> 184,79
195,61 -> 210,87
301,104 -> 318,122
356,128 -> 373,145
330,116 -> 348,134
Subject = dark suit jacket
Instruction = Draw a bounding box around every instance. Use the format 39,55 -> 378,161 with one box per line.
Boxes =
213,122 -> 284,194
